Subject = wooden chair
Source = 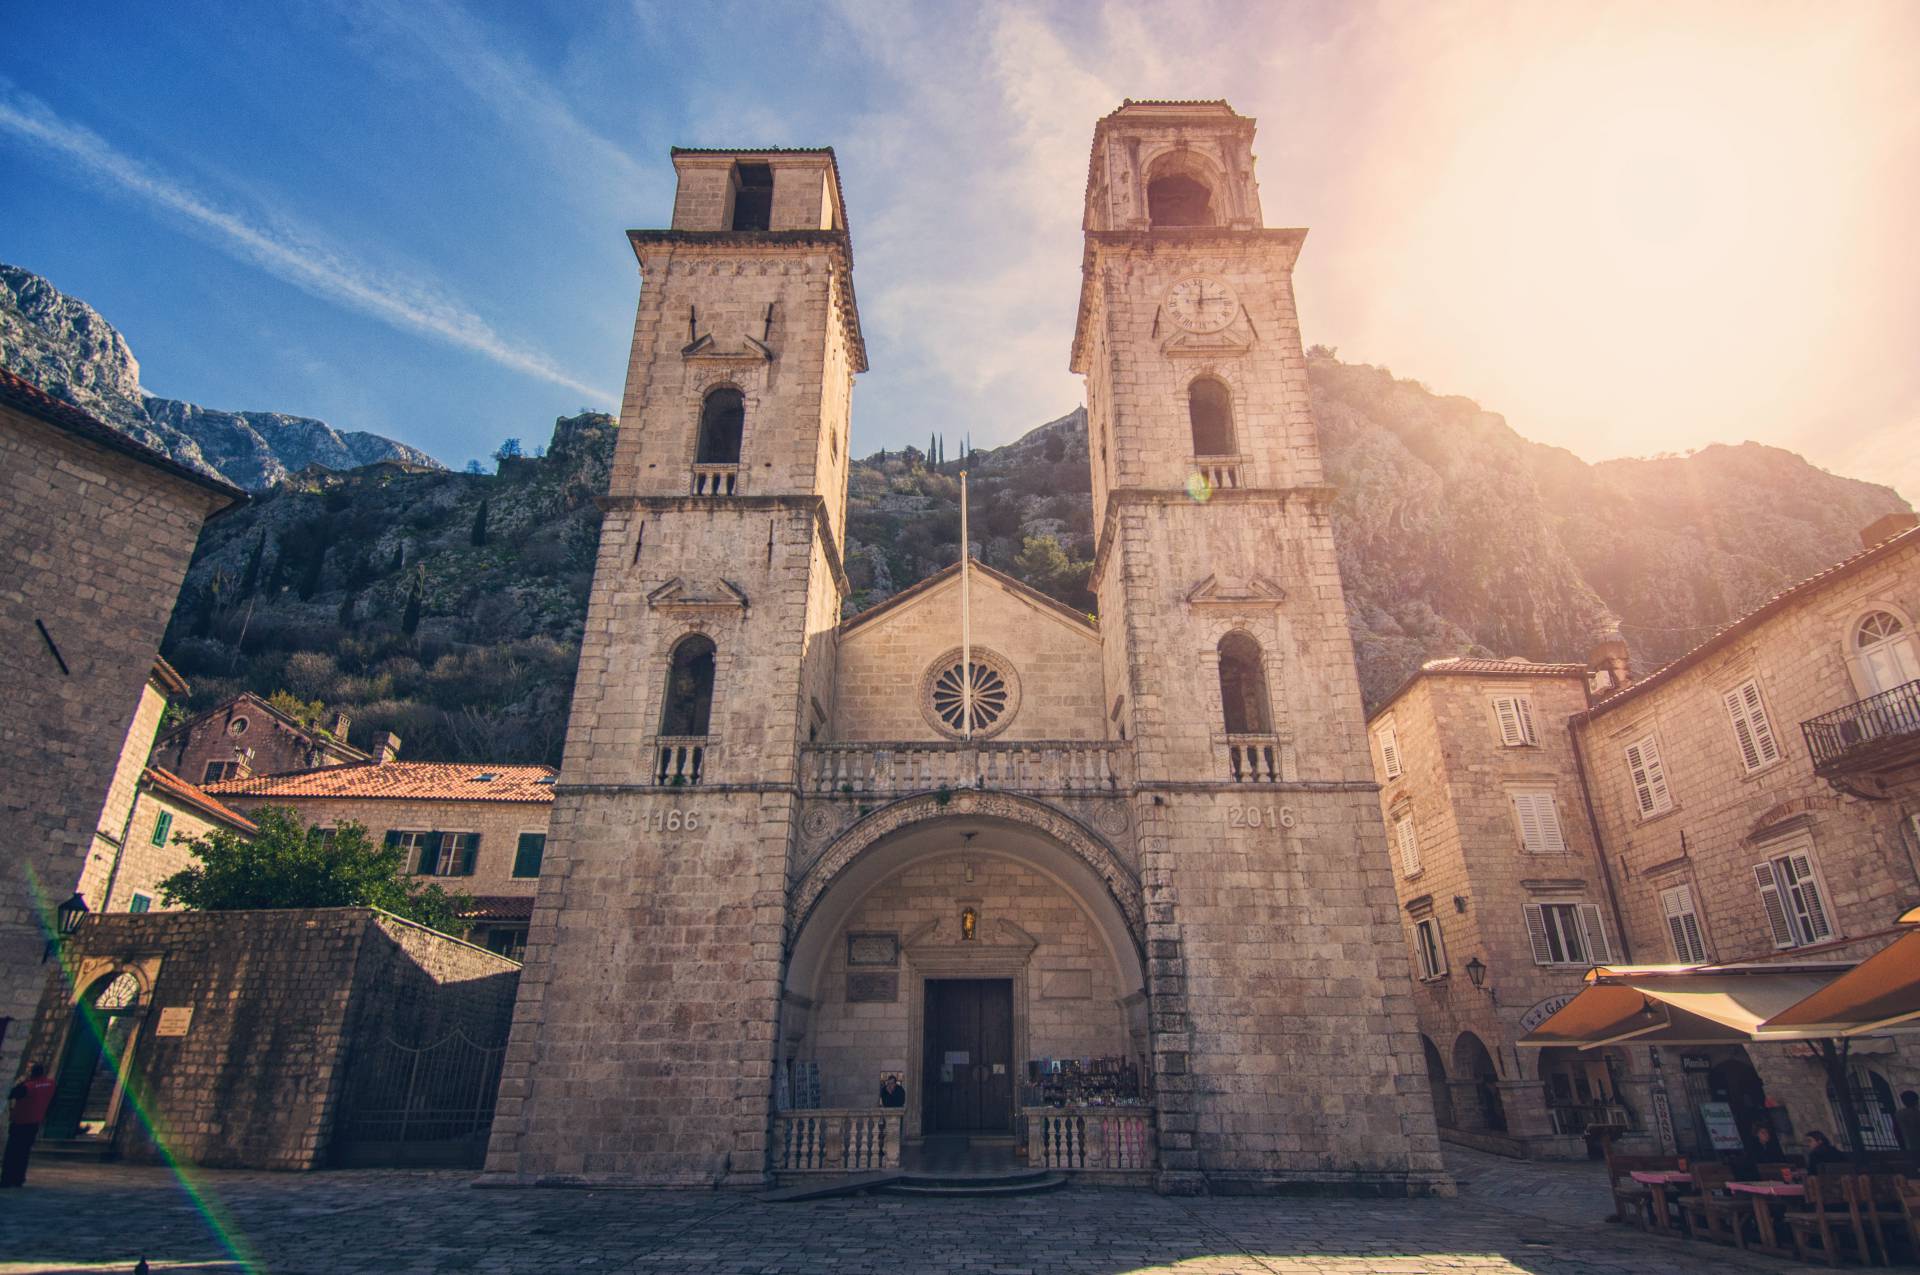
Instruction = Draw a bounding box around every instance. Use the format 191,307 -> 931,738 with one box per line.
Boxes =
1679,1163 -> 1744,1247
1897,1181 -> 1920,1265
1784,1175 -> 1868,1267
1852,1174 -> 1913,1266
1604,1154 -> 1676,1230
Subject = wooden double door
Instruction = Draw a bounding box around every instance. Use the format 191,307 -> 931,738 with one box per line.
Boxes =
922,978 -> 1014,1135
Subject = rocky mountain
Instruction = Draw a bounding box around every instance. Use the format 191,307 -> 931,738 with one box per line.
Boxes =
152,355 -> 1908,766
0,262 -> 439,488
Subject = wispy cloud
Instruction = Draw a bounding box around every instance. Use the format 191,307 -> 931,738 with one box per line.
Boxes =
0,83 -> 613,402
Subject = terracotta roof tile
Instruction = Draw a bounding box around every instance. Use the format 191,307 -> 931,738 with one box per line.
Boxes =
206,761 -> 557,803
458,895 -> 535,922
1369,657 -> 1589,723
143,766 -> 258,834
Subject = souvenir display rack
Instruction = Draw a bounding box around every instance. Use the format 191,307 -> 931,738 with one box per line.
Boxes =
1021,1055 -> 1147,1107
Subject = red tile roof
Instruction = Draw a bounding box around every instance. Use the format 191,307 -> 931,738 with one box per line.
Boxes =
0,367 -> 247,506
206,762 -> 558,803
458,895 -> 535,923
142,766 -> 258,834
1580,522 -> 1920,720
1369,657 -> 1589,722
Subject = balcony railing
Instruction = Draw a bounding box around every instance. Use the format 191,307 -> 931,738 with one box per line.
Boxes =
801,740 -> 1128,797
1220,734 -> 1295,783
1801,679 -> 1920,775
771,1109 -> 901,1173
653,737 -> 710,786
1026,1106 -> 1155,1172
690,463 -> 740,497
1190,456 -> 1245,492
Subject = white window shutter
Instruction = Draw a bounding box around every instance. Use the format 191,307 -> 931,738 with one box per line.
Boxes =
1626,741 -> 1654,815
1494,698 -> 1523,746
1517,792 -> 1569,854
1785,852 -> 1833,941
1516,696 -> 1536,745
1395,813 -> 1421,877
1380,726 -> 1402,780
1524,904 -> 1554,964
1577,903 -> 1614,964
1725,680 -> 1782,772
1627,736 -> 1673,816
1512,793 -> 1543,852
1425,920 -> 1448,978
1661,884 -> 1706,962
1753,862 -> 1797,948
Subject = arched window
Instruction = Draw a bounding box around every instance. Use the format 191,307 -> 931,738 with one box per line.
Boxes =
1217,632 -> 1272,735
1855,610 -> 1920,694
660,635 -> 717,737
1188,377 -> 1235,456
696,388 -> 744,465
1147,174 -> 1213,227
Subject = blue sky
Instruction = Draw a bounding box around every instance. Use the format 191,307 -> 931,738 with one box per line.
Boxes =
3,2 -> 1916,496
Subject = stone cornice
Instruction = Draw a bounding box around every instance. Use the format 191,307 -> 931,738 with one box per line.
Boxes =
597,493 -> 850,598
1090,484 -> 1338,585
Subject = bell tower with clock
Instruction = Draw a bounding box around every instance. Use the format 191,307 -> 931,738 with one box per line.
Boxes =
1074,101 -> 1446,1192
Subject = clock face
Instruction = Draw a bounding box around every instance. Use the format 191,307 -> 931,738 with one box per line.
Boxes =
1164,276 -> 1239,333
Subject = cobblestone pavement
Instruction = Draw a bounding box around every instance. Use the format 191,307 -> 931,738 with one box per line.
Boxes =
0,1148 -> 1824,1275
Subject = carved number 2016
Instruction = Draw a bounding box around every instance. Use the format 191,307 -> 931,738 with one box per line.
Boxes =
641,809 -> 699,832
1228,805 -> 1296,829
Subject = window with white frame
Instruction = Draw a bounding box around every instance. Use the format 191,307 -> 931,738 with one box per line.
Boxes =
1659,882 -> 1708,962
1524,902 -> 1613,965
1413,917 -> 1448,980
1753,843 -> 1835,948
1392,807 -> 1421,877
1508,789 -> 1568,854
1723,678 -> 1782,773
1377,722 -> 1403,780
1492,695 -> 1537,747
1624,734 -> 1673,817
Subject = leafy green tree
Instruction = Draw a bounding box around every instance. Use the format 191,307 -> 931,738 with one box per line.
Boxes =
267,690 -> 326,729
495,438 -> 523,461
1013,534 -> 1093,609
158,808 -> 468,936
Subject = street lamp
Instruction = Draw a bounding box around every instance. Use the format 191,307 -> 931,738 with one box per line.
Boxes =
43,891 -> 88,963
1464,955 -> 1486,988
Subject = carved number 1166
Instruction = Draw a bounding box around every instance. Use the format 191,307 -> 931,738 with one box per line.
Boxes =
641,809 -> 699,831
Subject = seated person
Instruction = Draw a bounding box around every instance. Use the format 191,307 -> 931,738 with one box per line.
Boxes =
1801,1129 -> 1847,1176
1729,1122 -> 1795,1178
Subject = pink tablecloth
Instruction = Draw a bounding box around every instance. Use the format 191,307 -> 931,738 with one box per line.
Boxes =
1631,1170 -> 1695,1186
1728,1181 -> 1804,1197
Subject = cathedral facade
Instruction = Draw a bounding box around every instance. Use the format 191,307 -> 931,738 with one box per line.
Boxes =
483,101 -> 1448,1195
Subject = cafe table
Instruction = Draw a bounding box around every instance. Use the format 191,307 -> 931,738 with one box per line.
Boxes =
1727,1181 -> 1804,1258
1630,1170 -> 1696,1233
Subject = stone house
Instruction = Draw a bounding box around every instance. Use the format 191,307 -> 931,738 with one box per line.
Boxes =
1369,514 -> 1920,1159
1574,513 -> 1920,1157
484,103 -> 1448,1194
0,367 -> 245,1080
75,657 -> 189,907
207,760 -> 556,958
86,767 -> 260,915
153,689 -> 376,785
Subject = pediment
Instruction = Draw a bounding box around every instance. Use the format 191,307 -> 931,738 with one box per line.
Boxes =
1185,573 -> 1286,608
1161,329 -> 1252,358
681,333 -> 773,362
647,577 -> 750,612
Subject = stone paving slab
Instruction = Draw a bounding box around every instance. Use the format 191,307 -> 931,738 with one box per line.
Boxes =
0,1149 -> 1826,1275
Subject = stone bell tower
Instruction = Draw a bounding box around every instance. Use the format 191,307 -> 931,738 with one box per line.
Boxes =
485,147 -> 862,1186
1074,101 -> 1447,1192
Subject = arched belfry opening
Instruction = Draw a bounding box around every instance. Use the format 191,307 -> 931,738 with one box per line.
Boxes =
695,388 -> 744,465
660,634 -> 716,737
1147,173 -> 1213,227
1188,377 -> 1235,456
728,161 -> 774,231
1217,632 -> 1272,735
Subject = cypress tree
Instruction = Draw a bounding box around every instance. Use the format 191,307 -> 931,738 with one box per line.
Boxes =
337,590 -> 357,628
402,569 -> 424,636
297,543 -> 327,601
470,499 -> 490,547
390,543 -> 406,573
239,533 -> 266,596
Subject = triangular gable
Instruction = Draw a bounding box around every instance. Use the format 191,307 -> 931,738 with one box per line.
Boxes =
1184,573 -> 1286,607
647,577 -> 750,611
840,558 -> 1097,642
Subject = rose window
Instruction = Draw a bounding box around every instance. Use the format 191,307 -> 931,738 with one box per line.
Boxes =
920,648 -> 1019,740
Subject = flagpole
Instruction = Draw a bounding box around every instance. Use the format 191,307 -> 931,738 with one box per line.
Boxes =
960,470 -> 972,741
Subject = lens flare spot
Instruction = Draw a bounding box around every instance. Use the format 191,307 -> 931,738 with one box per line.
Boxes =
1186,472 -> 1214,503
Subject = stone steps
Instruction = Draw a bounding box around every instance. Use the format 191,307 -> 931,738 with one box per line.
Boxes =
878,1169 -> 1067,1198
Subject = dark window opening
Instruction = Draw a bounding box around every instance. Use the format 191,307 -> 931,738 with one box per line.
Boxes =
1148,174 -> 1213,227
661,635 -> 717,737
696,388 -> 745,464
1218,632 -> 1272,735
513,832 -> 546,878
730,162 -> 774,231
1189,378 -> 1235,456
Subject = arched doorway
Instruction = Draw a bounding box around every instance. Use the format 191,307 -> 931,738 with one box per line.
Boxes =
784,794 -> 1146,1152
1421,1035 -> 1454,1130
1452,1032 -> 1506,1133
45,971 -> 146,1140
1537,1046 -> 1632,1137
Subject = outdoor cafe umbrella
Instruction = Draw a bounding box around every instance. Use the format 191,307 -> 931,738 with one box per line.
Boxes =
1758,906 -> 1920,1038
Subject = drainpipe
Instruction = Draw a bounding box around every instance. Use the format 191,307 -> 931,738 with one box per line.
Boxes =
1568,720 -> 1633,963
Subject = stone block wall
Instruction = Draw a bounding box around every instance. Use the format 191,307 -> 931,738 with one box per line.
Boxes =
77,680 -> 171,909
95,788 -> 230,914
834,572 -> 1106,742
0,403 -> 228,1081
19,908 -> 516,1170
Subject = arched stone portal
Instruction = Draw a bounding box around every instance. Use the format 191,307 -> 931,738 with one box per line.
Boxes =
783,792 -> 1147,1148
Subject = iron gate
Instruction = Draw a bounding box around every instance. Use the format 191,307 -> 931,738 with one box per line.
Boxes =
333,1029 -> 507,1167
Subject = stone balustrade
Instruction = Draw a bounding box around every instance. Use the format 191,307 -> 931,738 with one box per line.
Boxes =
801,740 -> 1129,797
690,463 -> 740,497
1026,1106 -> 1155,1172
1190,455 -> 1245,492
652,736 -> 711,786
1220,734 -> 1295,784
771,1109 -> 902,1173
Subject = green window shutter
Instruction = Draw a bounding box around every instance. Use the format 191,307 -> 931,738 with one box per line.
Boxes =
513,833 -> 546,879
458,834 -> 479,876
129,893 -> 152,914
422,833 -> 443,875
151,811 -> 173,846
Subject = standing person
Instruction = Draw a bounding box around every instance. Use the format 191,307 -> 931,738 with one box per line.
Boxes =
1895,1091 -> 1920,1158
2,1064 -> 56,1188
